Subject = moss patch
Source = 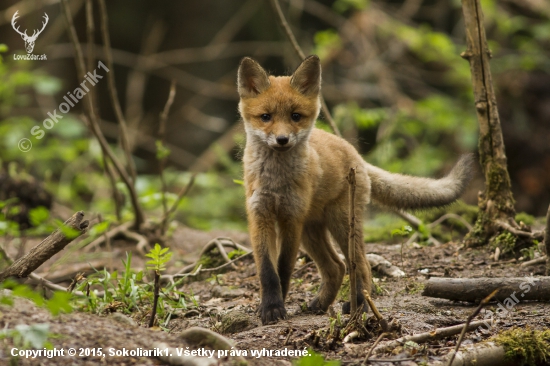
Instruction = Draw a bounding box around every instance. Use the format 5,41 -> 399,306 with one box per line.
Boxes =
494,328 -> 550,366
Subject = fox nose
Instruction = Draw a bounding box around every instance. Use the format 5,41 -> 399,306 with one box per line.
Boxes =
276,136 -> 289,145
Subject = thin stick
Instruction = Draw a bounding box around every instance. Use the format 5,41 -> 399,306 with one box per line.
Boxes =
60,0 -> 145,230
373,320 -> 489,354
86,0 -> 122,221
363,332 -> 388,365
268,0 -> 341,137
159,80 -> 177,235
363,290 -> 383,321
496,220 -> 543,239
347,167 -> 357,315
172,237 -> 252,276
446,289 -> 499,366
160,173 -> 197,225
97,0 -> 137,183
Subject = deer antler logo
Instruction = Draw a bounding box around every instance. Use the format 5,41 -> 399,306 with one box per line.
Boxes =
11,11 -> 49,54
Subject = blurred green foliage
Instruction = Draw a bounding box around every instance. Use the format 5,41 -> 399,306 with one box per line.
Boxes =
1,0 -> 549,237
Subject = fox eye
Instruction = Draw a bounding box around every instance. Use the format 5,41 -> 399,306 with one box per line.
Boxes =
260,114 -> 271,122
291,113 -> 301,122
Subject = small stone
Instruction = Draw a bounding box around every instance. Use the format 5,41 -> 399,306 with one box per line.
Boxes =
110,312 -> 138,327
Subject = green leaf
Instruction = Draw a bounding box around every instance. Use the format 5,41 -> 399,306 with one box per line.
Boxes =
13,285 -> 44,306
155,140 -> 171,160
45,292 -> 73,316
33,75 -> 62,95
89,221 -> 110,237
233,179 -> 244,186
58,223 -> 81,239
29,206 -> 50,226
14,323 -> 50,349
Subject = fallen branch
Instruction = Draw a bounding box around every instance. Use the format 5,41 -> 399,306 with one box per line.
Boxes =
520,256 -> 546,268
432,342 -> 515,366
119,229 -> 150,255
0,212 -> 89,282
422,277 -> 550,302
161,251 -> 253,285
171,237 -> 252,276
84,221 -> 133,252
373,320 -> 489,354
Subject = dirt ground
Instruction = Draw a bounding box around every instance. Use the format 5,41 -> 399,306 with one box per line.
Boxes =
1,223 -> 549,365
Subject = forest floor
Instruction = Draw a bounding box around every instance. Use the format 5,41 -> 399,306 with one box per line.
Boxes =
1,222 -> 549,365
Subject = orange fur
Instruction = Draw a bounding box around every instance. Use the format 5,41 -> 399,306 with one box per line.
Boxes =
238,56 -> 473,324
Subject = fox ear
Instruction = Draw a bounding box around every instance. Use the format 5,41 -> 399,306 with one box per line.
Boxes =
238,57 -> 270,98
290,55 -> 321,96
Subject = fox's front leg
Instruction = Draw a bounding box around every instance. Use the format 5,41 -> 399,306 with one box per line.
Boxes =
249,214 -> 285,324
277,219 -> 303,301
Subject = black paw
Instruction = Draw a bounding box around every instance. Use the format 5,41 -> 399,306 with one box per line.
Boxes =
259,302 -> 287,324
342,301 -> 369,315
307,298 -> 327,314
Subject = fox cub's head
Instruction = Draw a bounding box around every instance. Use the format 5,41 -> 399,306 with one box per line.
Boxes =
238,56 -> 321,152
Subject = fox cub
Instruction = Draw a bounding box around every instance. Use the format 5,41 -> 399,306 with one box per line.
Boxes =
238,55 -> 473,324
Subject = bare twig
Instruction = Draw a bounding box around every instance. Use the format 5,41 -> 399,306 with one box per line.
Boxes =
520,256 -> 546,268
86,0 -> 122,221
29,272 -> 73,293
363,332 -> 389,365
97,0 -> 137,183
363,290 -> 383,321
268,0 -> 341,137
429,213 -> 474,231
120,230 -> 150,255
158,80 -> 177,235
373,320 -> 489,354
60,0 -> 145,230
173,237 -> 252,276
446,289 -> 499,366
495,220 -> 543,239
160,173 -> 197,225
347,168 -> 358,315
84,221 -> 133,252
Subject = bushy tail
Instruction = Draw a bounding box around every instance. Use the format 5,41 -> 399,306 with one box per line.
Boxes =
366,154 -> 475,210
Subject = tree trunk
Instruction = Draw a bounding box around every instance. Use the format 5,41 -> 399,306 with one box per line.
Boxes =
545,203 -> 550,275
460,0 -> 516,247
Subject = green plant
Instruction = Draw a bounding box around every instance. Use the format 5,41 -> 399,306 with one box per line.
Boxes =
0,323 -> 53,350
146,243 -> 172,327
0,280 -> 72,316
293,349 -> 340,366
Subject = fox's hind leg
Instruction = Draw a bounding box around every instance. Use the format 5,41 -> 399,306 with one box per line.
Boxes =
301,222 -> 346,312
326,203 -> 372,314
